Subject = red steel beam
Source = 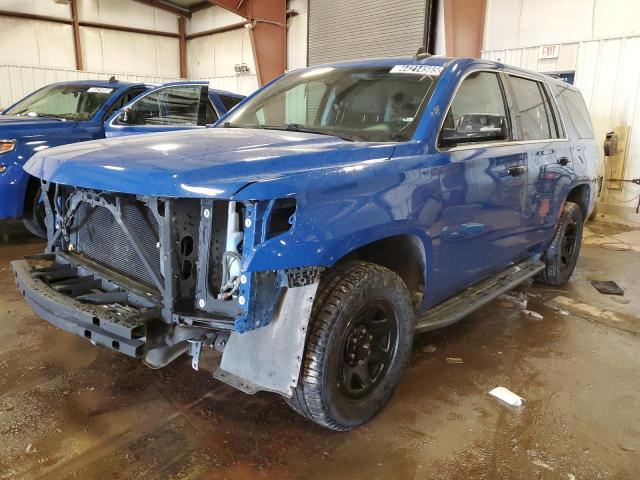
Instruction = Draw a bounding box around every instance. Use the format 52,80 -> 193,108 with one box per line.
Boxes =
186,21 -> 246,40
0,10 -> 71,25
443,0 -> 486,57
208,0 -> 286,86
178,16 -> 187,77
79,21 -> 180,38
70,0 -> 83,70
208,0 -> 248,18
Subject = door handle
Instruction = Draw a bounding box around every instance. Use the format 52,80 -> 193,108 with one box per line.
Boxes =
507,165 -> 526,177
557,157 -> 571,166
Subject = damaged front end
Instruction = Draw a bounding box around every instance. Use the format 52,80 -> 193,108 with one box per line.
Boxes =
12,182 -> 321,396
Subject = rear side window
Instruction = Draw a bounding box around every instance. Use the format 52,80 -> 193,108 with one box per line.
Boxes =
439,71 -> 510,147
219,94 -> 243,111
558,87 -> 594,139
509,76 -> 559,140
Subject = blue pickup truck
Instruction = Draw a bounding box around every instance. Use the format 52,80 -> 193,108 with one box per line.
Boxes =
12,55 -> 597,431
0,79 -> 243,237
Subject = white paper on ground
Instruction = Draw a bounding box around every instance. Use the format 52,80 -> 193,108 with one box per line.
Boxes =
489,386 -> 524,407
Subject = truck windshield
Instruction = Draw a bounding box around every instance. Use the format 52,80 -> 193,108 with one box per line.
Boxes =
5,84 -> 116,121
223,66 -> 438,142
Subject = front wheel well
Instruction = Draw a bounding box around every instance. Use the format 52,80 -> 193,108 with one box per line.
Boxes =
23,175 -> 41,210
334,235 -> 426,301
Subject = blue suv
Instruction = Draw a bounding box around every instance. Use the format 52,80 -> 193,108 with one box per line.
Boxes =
0,80 -> 243,237
12,56 -> 597,431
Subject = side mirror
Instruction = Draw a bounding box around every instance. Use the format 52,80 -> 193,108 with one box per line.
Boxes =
440,113 -> 508,148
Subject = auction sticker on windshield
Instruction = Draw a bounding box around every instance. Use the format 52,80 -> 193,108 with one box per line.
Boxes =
390,65 -> 444,75
87,87 -> 114,94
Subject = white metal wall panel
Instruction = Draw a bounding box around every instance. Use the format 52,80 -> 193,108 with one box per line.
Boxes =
0,0 -> 71,19
187,28 -> 254,80
197,75 -> 259,96
0,65 -> 180,110
187,6 -> 244,35
485,0 -> 640,51
0,17 -> 76,70
308,0 -> 427,66
80,27 -> 180,77
77,0 -> 179,33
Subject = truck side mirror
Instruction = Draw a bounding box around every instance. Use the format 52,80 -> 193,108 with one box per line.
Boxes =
440,113 -> 508,148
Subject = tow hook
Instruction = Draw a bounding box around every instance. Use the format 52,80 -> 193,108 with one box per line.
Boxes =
187,340 -> 203,371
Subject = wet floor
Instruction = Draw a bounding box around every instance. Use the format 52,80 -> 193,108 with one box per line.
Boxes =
0,217 -> 639,479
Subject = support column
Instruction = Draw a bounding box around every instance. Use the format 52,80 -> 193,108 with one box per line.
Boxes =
70,0 -> 83,70
179,16 -> 187,78
443,0 -> 487,58
209,0 -> 286,86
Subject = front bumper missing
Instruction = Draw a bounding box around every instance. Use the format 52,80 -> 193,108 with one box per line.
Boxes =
11,255 -> 159,358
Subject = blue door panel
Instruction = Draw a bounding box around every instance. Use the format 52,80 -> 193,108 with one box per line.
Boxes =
428,144 -> 528,303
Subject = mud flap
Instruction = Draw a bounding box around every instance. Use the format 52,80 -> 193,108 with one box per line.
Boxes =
212,282 -> 318,397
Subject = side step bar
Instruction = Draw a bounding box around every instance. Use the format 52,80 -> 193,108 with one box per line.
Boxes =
415,258 -> 545,332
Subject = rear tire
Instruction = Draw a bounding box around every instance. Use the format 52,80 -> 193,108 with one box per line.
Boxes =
22,183 -> 47,239
535,201 -> 583,286
287,261 -> 415,431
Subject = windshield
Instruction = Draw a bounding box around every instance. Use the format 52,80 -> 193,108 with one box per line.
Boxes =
223,66 -> 438,142
5,84 -> 116,120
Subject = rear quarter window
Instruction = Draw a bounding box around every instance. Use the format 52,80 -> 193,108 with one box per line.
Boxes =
558,86 -> 594,139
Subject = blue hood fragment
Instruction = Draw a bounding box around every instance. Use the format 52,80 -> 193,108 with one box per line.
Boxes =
24,127 -> 396,198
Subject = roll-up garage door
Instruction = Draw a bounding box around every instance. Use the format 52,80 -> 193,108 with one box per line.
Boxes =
308,0 -> 427,66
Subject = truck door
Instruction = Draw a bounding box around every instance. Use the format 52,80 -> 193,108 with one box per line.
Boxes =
505,74 -> 573,252
104,83 -> 218,138
431,70 -> 528,302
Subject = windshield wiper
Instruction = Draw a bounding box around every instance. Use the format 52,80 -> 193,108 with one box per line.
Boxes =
15,111 -> 65,121
265,123 -> 362,142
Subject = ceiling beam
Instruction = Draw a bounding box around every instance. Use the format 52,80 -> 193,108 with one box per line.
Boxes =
132,0 -> 191,18
186,21 -> 246,40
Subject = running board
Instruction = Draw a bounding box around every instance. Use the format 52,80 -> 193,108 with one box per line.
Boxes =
415,259 -> 545,332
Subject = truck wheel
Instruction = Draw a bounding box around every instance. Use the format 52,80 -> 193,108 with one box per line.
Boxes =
22,184 -> 47,239
288,261 -> 415,431
536,201 -> 583,286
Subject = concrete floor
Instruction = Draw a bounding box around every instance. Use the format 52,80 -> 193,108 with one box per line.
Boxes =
1,216 -> 639,480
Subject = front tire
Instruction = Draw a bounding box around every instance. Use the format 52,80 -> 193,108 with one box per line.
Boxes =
536,201 -> 583,285
288,262 -> 415,431
22,183 -> 47,239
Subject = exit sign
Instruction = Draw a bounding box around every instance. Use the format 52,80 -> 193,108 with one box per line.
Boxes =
539,45 -> 560,59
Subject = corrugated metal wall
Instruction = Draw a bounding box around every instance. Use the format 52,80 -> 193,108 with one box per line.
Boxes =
0,65 -> 178,109
0,65 -> 259,110
483,36 -> 640,206
307,0 -> 427,66
196,74 -> 259,96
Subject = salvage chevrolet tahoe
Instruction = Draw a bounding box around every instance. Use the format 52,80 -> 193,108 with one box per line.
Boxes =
12,56 -> 598,431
